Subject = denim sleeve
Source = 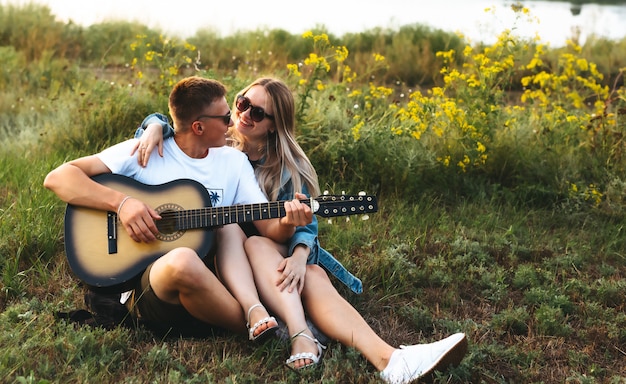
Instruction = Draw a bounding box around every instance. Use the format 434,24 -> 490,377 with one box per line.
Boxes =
280,183 -> 319,260
134,112 -> 175,139
289,216 -> 319,263
280,181 -> 362,293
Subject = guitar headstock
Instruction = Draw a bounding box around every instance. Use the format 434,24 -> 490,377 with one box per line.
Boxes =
313,192 -> 378,218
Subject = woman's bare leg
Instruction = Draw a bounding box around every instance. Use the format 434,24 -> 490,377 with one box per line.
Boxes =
246,235 -> 320,368
301,264 -> 395,370
215,224 -> 277,338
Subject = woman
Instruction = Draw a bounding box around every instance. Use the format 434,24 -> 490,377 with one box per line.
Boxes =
134,77 -> 467,382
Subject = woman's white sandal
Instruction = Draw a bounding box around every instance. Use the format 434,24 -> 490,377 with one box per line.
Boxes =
247,303 -> 278,342
285,331 -> 326,370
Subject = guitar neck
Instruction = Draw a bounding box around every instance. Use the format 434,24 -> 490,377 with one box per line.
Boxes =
159,193 -> 377,231
162,200 -> 300,230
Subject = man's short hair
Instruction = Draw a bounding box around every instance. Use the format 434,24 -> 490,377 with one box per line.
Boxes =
169,76 -> 227,129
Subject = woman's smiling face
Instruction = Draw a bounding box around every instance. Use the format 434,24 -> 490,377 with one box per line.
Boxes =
234,85 -> 275,143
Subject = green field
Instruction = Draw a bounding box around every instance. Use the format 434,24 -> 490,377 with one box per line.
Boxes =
0,3 -> 625,383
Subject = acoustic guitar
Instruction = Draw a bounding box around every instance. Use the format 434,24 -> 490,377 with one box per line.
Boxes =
63,173 -> 378,293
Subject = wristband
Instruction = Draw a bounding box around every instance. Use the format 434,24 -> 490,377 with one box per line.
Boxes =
117,196 -> 132,217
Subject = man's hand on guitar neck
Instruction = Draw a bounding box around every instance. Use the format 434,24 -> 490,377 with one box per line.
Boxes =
278,192 -> 313,228
117,196 -> 162,243
257,192 -> 313,244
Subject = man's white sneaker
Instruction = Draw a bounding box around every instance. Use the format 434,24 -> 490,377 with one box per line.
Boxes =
380,332 -> 468,384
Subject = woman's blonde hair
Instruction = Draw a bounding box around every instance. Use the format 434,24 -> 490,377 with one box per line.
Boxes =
229,78 -> 320,200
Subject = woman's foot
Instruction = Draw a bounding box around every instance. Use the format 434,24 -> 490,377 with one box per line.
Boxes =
247,303 -> 278,342
380,333 -> 467,384
285,330 -> 326,370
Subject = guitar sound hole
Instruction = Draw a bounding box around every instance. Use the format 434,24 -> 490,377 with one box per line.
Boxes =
155,205 -> 185,241
156,215 -> 177,233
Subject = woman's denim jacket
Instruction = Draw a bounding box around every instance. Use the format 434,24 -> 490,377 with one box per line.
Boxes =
136,113 -> 363,294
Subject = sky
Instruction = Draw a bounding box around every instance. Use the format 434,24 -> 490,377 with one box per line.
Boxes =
2,0 -> 626,46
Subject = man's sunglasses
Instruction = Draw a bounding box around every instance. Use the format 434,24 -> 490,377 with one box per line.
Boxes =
195,111 -> 232,125
236,95 -> 274,122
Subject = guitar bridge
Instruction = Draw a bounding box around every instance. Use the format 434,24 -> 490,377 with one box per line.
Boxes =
107,211 -> 118,254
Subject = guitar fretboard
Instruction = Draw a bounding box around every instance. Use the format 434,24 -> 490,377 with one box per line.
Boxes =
161,201 -> 288,230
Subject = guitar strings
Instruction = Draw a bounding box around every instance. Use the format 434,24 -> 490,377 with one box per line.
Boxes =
154,196 -> 375,231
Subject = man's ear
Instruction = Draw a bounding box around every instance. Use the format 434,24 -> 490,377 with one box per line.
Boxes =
192,121 -> 203,134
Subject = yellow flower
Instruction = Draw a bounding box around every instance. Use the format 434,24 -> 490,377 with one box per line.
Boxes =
373,53 -> 385,62
335,46 -> 349,62
343,65 -> 356,83
436,49 -> 456,62
313,33 -> 329,44
576,58 -> 589,71
287,63 -> 302,77
391,126 -> 403,135
351,121 -> 364,140
369,84 -> 393,99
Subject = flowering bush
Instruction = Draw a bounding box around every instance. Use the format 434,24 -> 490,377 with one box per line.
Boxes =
284,5 -> 624,211
123,6 -> 626,212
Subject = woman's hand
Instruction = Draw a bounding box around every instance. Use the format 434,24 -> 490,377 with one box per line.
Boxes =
277,245 -> 309,294
130,123 -> 165,167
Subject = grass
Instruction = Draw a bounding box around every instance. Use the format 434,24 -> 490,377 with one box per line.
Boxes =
1,2 -> 626,383
3,164 -> 626,382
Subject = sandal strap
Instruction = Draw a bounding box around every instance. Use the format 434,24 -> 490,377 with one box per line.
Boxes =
290,331 -> 327,351
246,303 -> 264,326
248,315 -> 277,340
247,304 -> 278,341
285,331 -> 327,368
285,351 -> 320,365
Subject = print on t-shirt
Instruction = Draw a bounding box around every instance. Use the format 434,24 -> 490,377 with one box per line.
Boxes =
208,189 -> 222,206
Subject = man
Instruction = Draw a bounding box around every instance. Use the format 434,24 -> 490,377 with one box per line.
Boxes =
44,76 -> 312,333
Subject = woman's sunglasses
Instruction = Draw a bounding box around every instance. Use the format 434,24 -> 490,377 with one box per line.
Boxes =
236,95 -> 274,122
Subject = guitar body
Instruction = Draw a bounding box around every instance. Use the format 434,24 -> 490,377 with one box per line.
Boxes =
64,174 -> 215,293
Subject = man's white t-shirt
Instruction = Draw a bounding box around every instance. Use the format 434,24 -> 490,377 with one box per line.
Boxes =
96,138 -> 268,207
97,137 -> 268,304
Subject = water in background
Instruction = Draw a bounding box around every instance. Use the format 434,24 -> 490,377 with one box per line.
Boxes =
2,0 -> 625,46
